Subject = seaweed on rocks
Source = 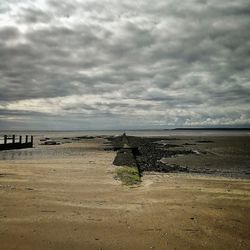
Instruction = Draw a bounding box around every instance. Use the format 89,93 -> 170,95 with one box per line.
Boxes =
196,140 -> 214,143
108,135 -> 193,174
76,136 -> 95,139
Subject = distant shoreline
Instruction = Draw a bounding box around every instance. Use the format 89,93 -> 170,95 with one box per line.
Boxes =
1,128 -> 250,132
169,128 -> 250,131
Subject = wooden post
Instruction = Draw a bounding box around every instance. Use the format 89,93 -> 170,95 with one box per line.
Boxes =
19,136 -> 22,144
12,135 -> 15,144
25,135 -> 28,144
31,136 -> 33,146
4,135 -> 7,144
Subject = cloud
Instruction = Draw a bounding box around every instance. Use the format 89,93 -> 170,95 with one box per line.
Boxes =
0,0 -> 249,129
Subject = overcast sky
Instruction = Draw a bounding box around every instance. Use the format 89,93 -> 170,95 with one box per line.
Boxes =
0,0 -> 250,130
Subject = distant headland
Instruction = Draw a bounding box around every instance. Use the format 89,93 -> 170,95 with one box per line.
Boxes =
167,127 -> 250,131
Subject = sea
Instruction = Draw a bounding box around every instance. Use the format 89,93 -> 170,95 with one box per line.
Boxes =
0,130 -> 249,170
0,129 -> 249,140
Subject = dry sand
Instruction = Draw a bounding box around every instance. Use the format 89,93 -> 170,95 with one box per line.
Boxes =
0,138 -> 250,250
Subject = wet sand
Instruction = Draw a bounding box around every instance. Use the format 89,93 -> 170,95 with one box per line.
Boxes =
160,136 -> 250,178
0,137 -> 250,249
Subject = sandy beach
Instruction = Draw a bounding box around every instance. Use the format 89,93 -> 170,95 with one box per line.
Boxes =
0,137 -> 250,250
2,0 -> 250,249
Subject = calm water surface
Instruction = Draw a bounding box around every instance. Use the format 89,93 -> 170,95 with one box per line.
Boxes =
0,130 -> 249,161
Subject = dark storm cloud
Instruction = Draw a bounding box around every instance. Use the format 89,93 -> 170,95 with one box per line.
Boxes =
0,108 -> 50,117
0,0 -> 250,129
17,7 -> 52,24
0,26 -> 20,40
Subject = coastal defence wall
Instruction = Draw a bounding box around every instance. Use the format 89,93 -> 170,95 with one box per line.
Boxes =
0,135 -> 33,151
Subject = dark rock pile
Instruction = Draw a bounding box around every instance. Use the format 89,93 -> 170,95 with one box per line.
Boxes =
108,135 -> 193,174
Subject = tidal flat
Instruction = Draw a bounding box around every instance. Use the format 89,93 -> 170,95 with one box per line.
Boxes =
0,135 -> 250,249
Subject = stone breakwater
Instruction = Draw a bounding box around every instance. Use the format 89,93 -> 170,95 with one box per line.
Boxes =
107,135 -> 250,179
107,135 -> 193,174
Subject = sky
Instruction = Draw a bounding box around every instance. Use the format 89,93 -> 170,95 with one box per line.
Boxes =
0,0 -> 250,130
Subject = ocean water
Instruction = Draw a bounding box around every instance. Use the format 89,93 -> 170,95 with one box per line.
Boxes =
0,129 -> 249,147
0,129 -> 249,162
0,129 -> 249,140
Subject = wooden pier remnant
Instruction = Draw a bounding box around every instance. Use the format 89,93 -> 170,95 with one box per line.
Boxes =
0,135 -> 33,151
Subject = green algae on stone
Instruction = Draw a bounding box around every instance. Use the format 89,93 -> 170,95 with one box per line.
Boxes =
116,166 -> 141,185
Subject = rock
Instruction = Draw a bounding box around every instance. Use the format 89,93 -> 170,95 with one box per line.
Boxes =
76,136 -> 95,139
44,140 -> 60,145
109,135 -> 190,174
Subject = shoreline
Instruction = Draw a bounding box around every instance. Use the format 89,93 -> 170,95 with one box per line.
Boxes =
0,134 -> 249,179
0,136 -> 250,249
108,134 -> 250,180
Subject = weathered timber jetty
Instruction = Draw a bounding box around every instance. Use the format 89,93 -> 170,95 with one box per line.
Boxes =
0,135 -> 33,151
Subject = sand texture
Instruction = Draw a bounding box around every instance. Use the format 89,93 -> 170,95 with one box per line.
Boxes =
0,138 -> 250,250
